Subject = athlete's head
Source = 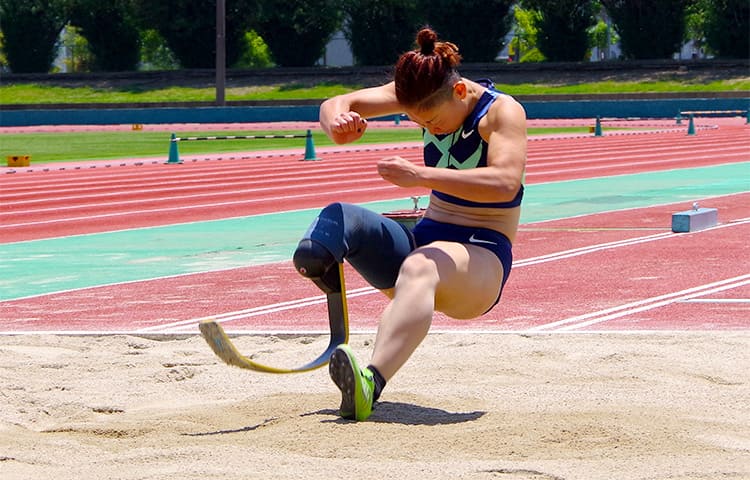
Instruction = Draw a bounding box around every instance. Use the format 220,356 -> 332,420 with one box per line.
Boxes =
394,27 -> 462,110
394,27 -> 467,135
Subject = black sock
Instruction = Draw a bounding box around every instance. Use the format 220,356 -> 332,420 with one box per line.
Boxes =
367,364 -> 386,402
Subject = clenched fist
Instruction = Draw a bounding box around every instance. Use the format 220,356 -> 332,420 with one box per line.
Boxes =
328,112 -> 368,144
377,156 -> 421,188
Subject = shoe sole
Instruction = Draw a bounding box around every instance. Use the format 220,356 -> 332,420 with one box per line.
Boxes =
329,348 -> 355,420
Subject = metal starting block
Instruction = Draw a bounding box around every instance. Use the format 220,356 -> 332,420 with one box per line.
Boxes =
671,203 -> 718,233
382,196 -> 426,230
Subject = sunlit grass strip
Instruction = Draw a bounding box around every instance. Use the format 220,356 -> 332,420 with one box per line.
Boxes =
0,84 -> 359,104
503,79 -> 750,95
1,77 -> 748,105
1,127 -> 595,163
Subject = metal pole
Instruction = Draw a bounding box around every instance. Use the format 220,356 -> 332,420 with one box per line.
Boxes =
216,0 -> 226,106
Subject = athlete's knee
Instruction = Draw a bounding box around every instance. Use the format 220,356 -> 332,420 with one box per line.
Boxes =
293,238 -> 341,293
396,250 -> 440,285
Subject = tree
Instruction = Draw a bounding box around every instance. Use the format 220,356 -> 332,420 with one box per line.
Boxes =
343,0 -> 423,66
234,30 -> 273,68
0,31 -> 7,70
68,0 -> 140,71
424,0 -> 515,62
522,0 -> 597,62
139,29 -> 179,70
58,25 -> 93,72
601,0 -> 690,59
703,0 -> 749,59
506,6 -> 542,62
0,0 -> 69,73
133,0 -> 256,69
588,12 -> 620,61
253,0 -> 342,67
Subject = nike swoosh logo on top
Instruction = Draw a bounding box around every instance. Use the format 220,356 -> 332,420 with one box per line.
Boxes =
468,233 -> 497,246
461,129 -> 474,139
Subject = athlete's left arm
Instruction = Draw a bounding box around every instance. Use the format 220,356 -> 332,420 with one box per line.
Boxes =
479,95 -> 527,201
403,95 -> 527,203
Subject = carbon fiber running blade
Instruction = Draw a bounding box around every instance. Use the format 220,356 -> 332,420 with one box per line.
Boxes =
199,263 -> 349,374
199,319 -> 337,373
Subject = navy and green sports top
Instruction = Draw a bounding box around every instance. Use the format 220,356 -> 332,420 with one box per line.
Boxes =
422,79 -> 524,209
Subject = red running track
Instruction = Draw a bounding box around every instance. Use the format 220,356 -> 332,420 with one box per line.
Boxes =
2,193 -> 748,333
1,124 -> 748,243
1,122 -> 748,333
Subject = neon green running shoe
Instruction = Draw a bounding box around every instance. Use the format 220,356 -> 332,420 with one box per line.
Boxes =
328,344 -> 374,421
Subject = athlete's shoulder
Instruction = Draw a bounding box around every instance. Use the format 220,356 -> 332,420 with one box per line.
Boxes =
486,93 -> 526,126
476,91 -> 525,143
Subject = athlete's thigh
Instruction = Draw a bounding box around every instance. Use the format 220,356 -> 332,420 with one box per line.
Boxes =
421,241 -> 504,319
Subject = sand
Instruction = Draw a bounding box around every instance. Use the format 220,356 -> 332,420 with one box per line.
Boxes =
1,332 -> 748,480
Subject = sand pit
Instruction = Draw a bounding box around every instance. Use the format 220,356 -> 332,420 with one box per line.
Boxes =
1,332 -> 748,479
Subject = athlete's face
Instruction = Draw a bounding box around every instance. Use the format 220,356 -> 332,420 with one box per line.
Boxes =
405,82 -> 468,135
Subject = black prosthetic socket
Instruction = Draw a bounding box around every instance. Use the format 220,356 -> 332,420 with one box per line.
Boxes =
300,202 -> 416,291
367,364 -> 387,402
293,239 -> 341,294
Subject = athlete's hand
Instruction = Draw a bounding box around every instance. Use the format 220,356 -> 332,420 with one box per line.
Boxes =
327,111 -> 368,144
377,156 -> 421,188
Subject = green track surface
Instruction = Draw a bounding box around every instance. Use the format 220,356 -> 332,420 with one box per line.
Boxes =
1,162 -> 748,301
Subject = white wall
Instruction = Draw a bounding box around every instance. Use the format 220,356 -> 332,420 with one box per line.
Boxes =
321,31 -> 354,66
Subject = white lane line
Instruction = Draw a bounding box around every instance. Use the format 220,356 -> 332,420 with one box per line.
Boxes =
134,287 -> 376,333
679,298 -> 750,304
5,213 -> 747,334
156,220 -> 750,333
8,328 -> 747,336
0,177 -> 385,218
529,274 -> 750,332
0,183 -> 400,229
160,231 -> 676,332
0,166 -> 381,203
513,231 -> 674,266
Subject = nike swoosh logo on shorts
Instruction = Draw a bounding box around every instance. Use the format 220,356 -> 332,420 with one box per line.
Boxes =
468,233 -> 497,246
461,129 -> 474,139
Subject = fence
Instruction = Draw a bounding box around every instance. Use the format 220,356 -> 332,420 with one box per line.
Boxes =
166,129 -> 319,164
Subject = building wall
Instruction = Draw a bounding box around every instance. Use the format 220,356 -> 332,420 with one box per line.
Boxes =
321,31 -> 354,67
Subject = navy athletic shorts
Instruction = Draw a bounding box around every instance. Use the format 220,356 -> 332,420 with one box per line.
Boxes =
412,217 -> 513,309
302,203 -> 513,310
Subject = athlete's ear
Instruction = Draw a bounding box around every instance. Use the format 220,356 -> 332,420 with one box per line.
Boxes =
453,81 -> 467,100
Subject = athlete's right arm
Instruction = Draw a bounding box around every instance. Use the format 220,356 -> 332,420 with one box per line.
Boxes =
320,82 -> 402,144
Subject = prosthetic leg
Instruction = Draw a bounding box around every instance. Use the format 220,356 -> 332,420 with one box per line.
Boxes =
200,203 -> 413,374
198,257 -> 348,374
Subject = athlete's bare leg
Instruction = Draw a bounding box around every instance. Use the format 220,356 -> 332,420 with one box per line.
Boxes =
370,242 -> 504,380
